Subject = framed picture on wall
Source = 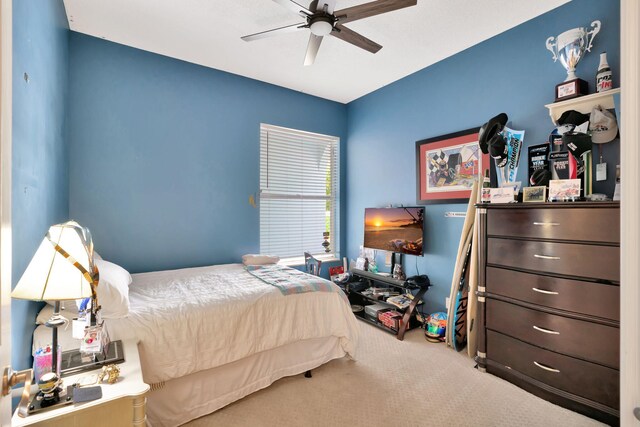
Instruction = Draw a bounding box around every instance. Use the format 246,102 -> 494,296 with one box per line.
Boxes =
415,127 -> 490,204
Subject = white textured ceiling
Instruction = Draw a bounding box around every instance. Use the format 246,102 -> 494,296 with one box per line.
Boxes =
63,0 -> 570,103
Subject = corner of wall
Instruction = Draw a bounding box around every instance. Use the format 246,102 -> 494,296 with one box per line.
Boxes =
11,0 -> 71,371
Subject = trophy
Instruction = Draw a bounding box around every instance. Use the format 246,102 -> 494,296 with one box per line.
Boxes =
546,20 -> 601,102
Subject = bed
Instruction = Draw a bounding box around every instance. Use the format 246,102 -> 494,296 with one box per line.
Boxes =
34,262 -> 359,426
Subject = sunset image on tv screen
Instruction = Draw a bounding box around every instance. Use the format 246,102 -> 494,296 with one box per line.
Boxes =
363,207 -> 424,255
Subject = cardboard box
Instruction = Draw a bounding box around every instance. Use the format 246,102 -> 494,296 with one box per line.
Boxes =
378,310 -> 403,331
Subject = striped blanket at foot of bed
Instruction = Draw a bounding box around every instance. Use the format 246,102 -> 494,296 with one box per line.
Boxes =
246,265 -> 338,296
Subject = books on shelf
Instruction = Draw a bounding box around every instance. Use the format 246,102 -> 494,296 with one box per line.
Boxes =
386,295 -> 412,309
386,293 -> 423,309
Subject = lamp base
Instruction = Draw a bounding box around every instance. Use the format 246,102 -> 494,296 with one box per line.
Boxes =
60,340 -> 125,377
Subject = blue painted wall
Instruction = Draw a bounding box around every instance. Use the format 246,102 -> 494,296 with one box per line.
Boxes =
68,34 -> 347,274
345,0 -> 620,314
12,0 -> 70,370
66,0 -> 619,312
7,0 -> 619,376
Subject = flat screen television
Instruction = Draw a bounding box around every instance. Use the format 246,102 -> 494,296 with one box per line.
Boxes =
363,207 -> 424,256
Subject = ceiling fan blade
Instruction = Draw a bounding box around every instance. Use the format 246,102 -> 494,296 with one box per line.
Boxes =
334,0 -> 417,24
272,0 -> 312,17
304,34 -> 323,66
241,22 -> 307,42
331,24 -> 381,53
315,0 -> 337,14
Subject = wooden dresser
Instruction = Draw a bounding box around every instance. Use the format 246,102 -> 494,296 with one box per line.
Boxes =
475,202 -> 620,425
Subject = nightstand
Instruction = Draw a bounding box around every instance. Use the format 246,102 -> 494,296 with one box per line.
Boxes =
12,339 -> 149,427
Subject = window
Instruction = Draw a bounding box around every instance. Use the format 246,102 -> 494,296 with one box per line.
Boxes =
260,124 -> 339,260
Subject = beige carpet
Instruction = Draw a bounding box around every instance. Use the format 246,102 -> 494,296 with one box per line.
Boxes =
184,322 -> 604,427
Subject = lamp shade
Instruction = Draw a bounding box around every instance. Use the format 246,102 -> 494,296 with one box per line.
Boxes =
12,221 -> 96,301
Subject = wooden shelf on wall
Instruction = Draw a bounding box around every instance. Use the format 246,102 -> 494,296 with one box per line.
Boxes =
545,88 -> 621,124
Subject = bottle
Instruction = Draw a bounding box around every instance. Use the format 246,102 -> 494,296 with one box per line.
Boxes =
481,169 -> 491,203
482,169 -> 490,188
596,52 -> 612,93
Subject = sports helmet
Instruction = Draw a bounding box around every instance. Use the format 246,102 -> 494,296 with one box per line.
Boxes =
424,312 -> 448,342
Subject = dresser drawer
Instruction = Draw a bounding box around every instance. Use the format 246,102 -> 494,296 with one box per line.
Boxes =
486,267 -> 619,321
487,238 -> 619,282
487,330 -> 619,409
486,299 -> 619,368
486,207 -> 619,244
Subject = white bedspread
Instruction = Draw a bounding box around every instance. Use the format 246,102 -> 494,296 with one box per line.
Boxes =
104,263 -> 359,384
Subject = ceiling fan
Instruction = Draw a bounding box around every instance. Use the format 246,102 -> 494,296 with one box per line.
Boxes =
241,0 -> 417,66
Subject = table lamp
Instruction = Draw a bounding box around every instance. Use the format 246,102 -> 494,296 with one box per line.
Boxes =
11,221 -> 99,412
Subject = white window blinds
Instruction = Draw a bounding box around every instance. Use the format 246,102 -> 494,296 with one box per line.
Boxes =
260,124 -> 339,259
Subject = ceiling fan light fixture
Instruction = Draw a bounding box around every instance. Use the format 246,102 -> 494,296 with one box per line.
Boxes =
310,19 -> 333,36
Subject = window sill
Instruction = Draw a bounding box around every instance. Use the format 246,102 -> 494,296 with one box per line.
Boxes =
278,254 -> 341,267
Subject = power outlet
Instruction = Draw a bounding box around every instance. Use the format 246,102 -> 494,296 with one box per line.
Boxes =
445,297 -> 450,310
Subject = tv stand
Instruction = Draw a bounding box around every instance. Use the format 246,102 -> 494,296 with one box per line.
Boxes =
347,269 -> 430,340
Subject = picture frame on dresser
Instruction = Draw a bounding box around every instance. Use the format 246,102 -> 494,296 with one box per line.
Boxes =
523,186 -> 547,203
415,128 -> 490,204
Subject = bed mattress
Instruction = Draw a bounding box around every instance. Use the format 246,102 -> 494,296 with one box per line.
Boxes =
104,263 -> 359,384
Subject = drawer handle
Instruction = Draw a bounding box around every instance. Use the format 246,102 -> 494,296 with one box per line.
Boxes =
533,222 -> 560,226
534,254 -> 561,260
533,361 -> 560,373
532,287 -> 559,295
533,325 -> 560,335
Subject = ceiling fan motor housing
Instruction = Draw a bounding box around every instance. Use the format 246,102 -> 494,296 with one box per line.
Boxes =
309,15 -> 335,36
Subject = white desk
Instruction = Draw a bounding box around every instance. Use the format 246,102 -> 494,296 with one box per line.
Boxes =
12,339 -> 149,427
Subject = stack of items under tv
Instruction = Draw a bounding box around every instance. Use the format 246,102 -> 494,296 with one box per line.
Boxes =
358,288 -> 416,332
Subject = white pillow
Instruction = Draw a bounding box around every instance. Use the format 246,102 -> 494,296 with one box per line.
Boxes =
36,304 -> 77,325
242,254 -> 280,266
94,259 -> 131,319
45,299 -> 81,314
